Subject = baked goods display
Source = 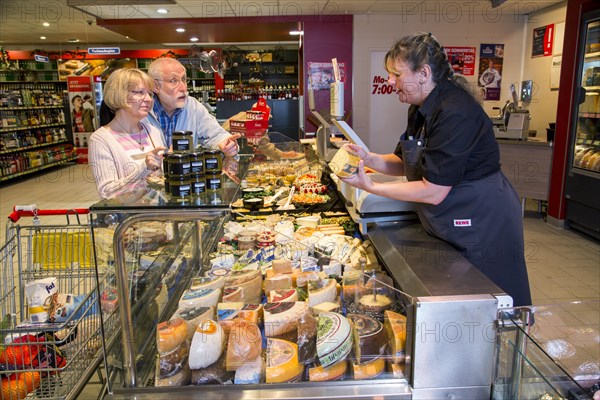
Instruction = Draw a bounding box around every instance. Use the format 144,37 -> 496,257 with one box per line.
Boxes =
153,212 -> 407,387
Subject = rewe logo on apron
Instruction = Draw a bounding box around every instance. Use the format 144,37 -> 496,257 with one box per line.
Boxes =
453,219 -> 472,227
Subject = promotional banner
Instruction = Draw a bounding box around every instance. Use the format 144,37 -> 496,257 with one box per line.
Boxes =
532,24 -> 554,57
478,44 -> 504,101
369,51 -> 408,154
445,47 -> 476,76
308,62 -> 346,90
67,76 -> 97,162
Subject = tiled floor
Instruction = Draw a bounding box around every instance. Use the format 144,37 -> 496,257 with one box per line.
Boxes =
1,164 -> 598,398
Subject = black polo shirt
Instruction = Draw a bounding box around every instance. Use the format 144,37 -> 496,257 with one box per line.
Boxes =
395,79 -> 500,186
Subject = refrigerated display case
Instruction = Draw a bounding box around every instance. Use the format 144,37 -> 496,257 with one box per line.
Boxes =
90,134 -> 598,400
565,10 -> 600,239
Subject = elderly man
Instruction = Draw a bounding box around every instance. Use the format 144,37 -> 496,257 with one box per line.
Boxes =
146,57 -> 240,156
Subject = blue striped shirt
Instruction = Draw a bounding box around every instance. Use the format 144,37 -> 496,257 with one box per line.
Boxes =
152,100 -> 183,148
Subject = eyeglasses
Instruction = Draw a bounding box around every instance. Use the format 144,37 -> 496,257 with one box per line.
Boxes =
155,76 -> 190,87
129,90 -> 154,100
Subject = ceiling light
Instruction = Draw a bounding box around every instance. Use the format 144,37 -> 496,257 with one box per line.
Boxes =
40,36 -> 47,40
43,22 -> 50,27
190,37 -> 199,42
289,30 -> 303,36
157,8 -> 168,14
176,28 -> 185,33
68,38 -> 80,43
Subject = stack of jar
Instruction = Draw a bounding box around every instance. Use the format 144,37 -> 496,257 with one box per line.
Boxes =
162,130 -> 223,200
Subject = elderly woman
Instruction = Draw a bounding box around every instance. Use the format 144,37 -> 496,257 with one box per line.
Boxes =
89,68 -> 166,199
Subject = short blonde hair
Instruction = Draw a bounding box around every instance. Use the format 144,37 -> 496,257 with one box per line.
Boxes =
103,68 -> 155,111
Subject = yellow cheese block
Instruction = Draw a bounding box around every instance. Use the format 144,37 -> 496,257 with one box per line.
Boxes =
266,338 -> 304,383
308,360 -> 347,382
384,310 -> 407,364
352,357 -> 385,380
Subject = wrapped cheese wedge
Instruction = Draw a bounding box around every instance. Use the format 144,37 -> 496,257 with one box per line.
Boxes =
316,312 -> 353,368
269,289 -> 298,303
157,318 -> 188,356
384,310 -> 407,364
188,320 -> 225,370
264,301 -> 309,337
190,276 -> 225,291
266,338 -> 304,383
155,355 -> 191,387
225,320 -> 262,371
179,288 -> 221,310
222,286 -> 244,302
297,312 -> 318,364
225,270 -> 262,303
347,313 -> 387,364
217,303 -> 263,334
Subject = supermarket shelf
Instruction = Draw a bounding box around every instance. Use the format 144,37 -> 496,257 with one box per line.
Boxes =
0,155 -> 77,183
0,105 -> 64,111
0,140 -> 71,155
0,122 -> 66,133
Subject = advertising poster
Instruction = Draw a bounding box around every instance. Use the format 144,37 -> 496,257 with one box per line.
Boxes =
532,24 -> 554,57
67,76 -> 97,162
308,62 -> 346,90
445,47 -> 476,76
478,43 -> 504,101
58,58 -> 137,81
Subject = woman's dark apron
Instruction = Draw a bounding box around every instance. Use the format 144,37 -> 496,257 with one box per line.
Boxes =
397,129 -> 532,307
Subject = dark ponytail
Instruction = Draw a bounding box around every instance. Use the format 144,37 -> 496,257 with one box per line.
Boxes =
385,32 -> 478,101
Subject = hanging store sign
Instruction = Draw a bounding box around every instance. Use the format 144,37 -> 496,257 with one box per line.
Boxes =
34,54 -> 49,63
532,24 -> 554,57
88,47 -> 121,55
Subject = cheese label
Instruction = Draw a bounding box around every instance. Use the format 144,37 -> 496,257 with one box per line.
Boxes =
178,306 -> 211,320
317,312 -> 353,368
198,320 -> 219,335
264,301 -> 295,315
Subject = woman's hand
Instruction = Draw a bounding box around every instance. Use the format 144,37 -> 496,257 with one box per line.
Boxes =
219,133 -> 242,157
146,146 -> 166,171
339,160 -> 374,192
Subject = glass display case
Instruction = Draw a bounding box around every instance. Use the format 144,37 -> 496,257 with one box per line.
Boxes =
493,301 -> 600,400
90,133 -> 597,400
566,10 -> 600,239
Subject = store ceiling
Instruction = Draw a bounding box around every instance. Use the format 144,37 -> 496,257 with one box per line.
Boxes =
0,0 -> 565,48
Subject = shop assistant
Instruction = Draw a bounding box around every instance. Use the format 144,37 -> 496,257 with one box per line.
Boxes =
341,32 -> 532,307
146,57 -> 240,156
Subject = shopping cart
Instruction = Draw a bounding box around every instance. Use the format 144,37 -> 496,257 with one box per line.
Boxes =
0,206 -> 108,400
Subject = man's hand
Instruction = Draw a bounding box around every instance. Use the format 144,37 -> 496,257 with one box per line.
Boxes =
218,133 -> 241,156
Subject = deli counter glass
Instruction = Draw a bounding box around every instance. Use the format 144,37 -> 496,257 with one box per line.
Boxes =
89,133 -> 598,400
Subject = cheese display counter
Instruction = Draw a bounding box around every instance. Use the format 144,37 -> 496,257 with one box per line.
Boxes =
89,134 -> 597,400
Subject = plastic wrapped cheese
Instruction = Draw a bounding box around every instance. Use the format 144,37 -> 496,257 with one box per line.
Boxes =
173,306 -> 214,341
157,318 -> 188,356
224,270 -> 262,303
384,310 -> 407,364
225,321 -> 262,371
190,352 -> 234,385
217,303 -> 263,334
264,302 -> 309,337
159,344 -> 189,378
178,288 -> 221,310
222,287 -> 244,302
266,338 -> 304,383
155,355 -> 191,387
316,312 -> 353,368
188,320 -> 225,370
297,312 -> 318,364
234,355 -> 264,384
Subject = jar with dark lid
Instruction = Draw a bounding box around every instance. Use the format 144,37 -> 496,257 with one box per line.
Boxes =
190,172 -> 206,196
204,149 -> 222,173
172,131 -> 193,153
162,157 -> 169,177
166,153 -> 190,177
168,175 -> 191,199
189,152 -> 204,174
205,171 -> 223,192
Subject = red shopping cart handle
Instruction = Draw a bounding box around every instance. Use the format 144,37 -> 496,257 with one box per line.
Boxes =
8,207 -> 90,223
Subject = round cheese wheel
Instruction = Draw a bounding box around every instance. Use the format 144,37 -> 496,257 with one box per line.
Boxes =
157,318 -> 188,355
357,293 -> 393,314
159,343 -> 189,378
155,362 -> 191,387
308,360 -> 348,382
173,306 -> 214,341
316,312 -> 353,368
179,288 -> 221,310
266,338 -> 304,383
188,320 -> 225,370
347,313 -> 387,364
